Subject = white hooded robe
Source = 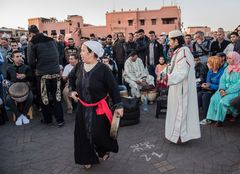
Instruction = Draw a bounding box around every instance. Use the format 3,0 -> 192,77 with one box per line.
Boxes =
165,46 -> 201,143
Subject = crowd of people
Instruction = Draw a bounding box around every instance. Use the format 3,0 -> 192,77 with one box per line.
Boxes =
0,24 -> 240,168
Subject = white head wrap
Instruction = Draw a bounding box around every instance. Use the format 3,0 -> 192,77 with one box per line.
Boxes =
83,40 -> 104,58
168,30 -> 183,39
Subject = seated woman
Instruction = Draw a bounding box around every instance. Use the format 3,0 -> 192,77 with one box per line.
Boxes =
205,51 -> 240,127
155,56 -> 168,90
199,56 -> 224,124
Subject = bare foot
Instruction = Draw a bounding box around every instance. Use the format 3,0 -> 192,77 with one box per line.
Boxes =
83,164 -> 91,169
102,152 -> 110,161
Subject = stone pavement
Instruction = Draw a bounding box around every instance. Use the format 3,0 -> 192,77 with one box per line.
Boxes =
0,104 -> 240,174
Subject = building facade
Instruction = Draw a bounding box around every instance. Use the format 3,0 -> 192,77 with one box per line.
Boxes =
0,27 -> 28,38
28,6 -> 181,46
106,6 -> 181,36
185,26 -> 211,36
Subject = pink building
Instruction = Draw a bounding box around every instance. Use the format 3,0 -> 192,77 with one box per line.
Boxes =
186,26 -> 211,36
28,6 -> 181,46
28,15 -> 84,46
106,6 -> 181,36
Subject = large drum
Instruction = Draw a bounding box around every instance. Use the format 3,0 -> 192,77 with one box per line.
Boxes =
147,90 -> 158,104
8,82 -> 29,102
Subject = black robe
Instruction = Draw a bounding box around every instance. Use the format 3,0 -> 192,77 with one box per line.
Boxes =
68,62 -> 121,165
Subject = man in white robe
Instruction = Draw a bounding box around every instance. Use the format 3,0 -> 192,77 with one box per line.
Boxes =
123,51 -> 154,98
165,30 -> 201,144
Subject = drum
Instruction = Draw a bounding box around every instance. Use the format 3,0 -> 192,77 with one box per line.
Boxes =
8,82 -> 29,102
147,90 -> 158,104
110,111 -> 121,139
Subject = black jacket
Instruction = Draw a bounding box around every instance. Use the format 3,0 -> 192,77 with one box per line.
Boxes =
234,39 -> 240,54
146,40 -> 163,66
195,62 -> 208,84
56,41 -> 65,66
136,36 -> 150,65
210,39 -> 231,56
6,64 -> 33,83
125,41 -> 137,58
113,40 -> 126,64
27,33 -> 60,76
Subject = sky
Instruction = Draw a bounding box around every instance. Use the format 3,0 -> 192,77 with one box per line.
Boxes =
0,0 -> 239,31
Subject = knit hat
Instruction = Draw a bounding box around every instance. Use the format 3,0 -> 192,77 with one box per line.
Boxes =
83,41 -> 104,58
169,30 -> 183,39
28,25 -> 39,34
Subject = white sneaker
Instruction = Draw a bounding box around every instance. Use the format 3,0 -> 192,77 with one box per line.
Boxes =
200,119 -> 211,125
22,114 -> 30,124
15,116 -> 23,126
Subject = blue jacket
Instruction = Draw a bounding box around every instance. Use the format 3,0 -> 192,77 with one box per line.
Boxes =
206,67 -> 224,91
0,52 -> 4,74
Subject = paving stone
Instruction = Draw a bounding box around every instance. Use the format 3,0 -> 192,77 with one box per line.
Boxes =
0,104 -> 239,173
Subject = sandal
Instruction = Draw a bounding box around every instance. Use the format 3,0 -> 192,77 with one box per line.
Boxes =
83,164 -> 92,169
102,152 -> 110,161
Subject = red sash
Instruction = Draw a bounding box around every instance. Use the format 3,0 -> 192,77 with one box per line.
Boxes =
78,96 -> 112,124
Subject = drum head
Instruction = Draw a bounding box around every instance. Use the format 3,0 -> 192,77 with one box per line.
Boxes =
110,112 -> 120,139
9,82 -> 29,102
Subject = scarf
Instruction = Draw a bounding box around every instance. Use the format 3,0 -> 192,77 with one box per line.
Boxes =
227,51 -> 240,74
41,74 -> 61,105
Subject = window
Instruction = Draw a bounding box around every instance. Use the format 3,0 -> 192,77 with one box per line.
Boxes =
51,30 -> 56,34
77,22 -> 80,27
60,29 -> 65,35
43,30 -> 48,35
162,18 -> 176,24
140,19 -> 145,26
128,20 -> 133,26
118,20 -> 121,24
151,19 -> 157,25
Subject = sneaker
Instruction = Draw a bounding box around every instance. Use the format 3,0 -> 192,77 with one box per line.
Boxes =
15,116 -> 23,126
57,121 -> 65,127
22,114 -> 30,124
200,119 -> 211,125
